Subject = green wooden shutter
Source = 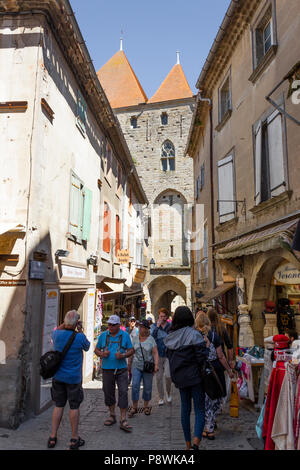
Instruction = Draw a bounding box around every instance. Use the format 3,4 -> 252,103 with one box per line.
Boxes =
82,187 -> 92,241
69,173 -> 82,239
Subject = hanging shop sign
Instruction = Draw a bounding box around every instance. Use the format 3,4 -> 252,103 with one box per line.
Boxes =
117,249 -> 130,264
273,263 -> 300,285
133,268 -> 146,284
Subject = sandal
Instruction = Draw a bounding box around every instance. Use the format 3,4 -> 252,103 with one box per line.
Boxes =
202,431 -> 208,438
207,433 -> 215,440
69,436 -> 85,450
128,408 -> 138,418
47,436 -> 57,448
104,415 -> 117,426
120,419 -> 132,433
144,407 -> 151,416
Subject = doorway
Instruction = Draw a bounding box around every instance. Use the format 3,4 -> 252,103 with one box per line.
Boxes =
59,291 -> 85,324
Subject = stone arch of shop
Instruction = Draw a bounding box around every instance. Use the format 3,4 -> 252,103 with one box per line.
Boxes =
248,248 -> 300,346
148,275 -> 187,317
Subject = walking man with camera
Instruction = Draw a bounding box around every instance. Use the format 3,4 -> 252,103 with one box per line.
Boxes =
48,310 -> 90,450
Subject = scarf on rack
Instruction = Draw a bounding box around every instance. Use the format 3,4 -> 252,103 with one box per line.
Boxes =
263,362 -> 286,450
271,363 -> 297,450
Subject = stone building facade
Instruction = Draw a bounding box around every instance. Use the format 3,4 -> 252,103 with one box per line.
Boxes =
98,50 -> 195,315
186,0 -> 300,346
0,0 -> 147,428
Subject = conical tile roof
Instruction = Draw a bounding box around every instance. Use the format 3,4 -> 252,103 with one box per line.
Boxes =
148,63 -> 193,104
97,50 -> 148,108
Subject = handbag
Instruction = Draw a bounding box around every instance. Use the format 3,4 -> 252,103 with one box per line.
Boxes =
201,360 -> 225,400
200,332 -> 225,400
139,341 -> 155,373
40,330 -> 77,380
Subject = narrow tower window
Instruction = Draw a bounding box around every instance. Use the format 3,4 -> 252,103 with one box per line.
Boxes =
161,140 -> 175,172
161,112 -> 168,126
130,116 -> 137,129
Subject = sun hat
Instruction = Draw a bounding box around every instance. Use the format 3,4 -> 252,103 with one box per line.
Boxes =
107,315 -> 121,325
138,319 -> 150,329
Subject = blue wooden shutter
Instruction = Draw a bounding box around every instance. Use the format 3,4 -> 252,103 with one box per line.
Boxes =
69,173 -> 82,239
82,187 -> 93,241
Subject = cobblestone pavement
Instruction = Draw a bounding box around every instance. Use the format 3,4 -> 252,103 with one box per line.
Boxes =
0,378 -> 262,451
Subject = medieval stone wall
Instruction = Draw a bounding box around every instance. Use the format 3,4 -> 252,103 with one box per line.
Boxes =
116,99 -> 195,312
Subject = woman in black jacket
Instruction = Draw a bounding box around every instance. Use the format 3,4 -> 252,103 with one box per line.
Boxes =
164,306 -> 208,450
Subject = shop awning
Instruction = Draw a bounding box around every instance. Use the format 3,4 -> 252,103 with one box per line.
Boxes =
104,281 -> 125,293
123,289 -> 143,300
0,223 -> 26,236
96,276 -> 126,295
199,283 -> 235,303
215,219 -> 299,260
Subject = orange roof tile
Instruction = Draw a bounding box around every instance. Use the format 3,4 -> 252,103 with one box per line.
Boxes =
97,50 -> 148,108
148,63 -> 193,104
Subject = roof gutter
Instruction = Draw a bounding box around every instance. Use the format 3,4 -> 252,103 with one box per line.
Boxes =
196,0 -> 240,90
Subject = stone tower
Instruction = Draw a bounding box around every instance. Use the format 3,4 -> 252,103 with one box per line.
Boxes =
98,48 -> 195,316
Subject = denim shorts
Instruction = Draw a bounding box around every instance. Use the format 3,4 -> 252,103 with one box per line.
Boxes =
51,379 -> 84,410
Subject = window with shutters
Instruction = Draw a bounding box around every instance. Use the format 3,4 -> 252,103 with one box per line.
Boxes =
250,1 -> 277,82
218,72 -> 232,124
69,172 -> 92,243
117,163 -> 122,196
76,90 -> 87,135
103,202 -> 111,254
115,215 -> 121,256
161,140 -> 175,172
105,144 -> 113,186
253,110 -> 286,205
217,153 -> 236,224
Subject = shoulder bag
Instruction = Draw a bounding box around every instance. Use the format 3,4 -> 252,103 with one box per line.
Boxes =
139,340 -> 155,374
40,330 -> 77,380
200,331 -> 225,400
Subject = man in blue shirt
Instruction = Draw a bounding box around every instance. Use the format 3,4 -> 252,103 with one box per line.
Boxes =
151,308 -> 172,406
49,310 -> 90,450
95,315 -> 134,432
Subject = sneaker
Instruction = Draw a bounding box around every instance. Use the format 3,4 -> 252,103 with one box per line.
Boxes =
166,394 -> 172,403
158,399 -> 165,406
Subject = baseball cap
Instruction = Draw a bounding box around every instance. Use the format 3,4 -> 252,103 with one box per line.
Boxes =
139,319 -> 150,329
129,316 -> 136,321
107,315 -> 121,325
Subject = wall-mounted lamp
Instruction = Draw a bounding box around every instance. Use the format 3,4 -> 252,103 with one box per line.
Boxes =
149,258 -> 156,270
87,254 -> 98,266
55,249 -> 70,258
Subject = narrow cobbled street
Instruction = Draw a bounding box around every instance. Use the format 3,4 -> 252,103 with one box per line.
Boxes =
0,379 -> 262,451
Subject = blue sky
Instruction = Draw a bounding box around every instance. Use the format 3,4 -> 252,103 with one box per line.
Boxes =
70,0 -> 231,98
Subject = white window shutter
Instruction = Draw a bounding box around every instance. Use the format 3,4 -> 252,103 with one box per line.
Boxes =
267,110 -> 285,197
218,154 -> 235,223
254,121 -> 262,205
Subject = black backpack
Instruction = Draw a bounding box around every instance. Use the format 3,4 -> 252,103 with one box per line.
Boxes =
40,331 -> 77,380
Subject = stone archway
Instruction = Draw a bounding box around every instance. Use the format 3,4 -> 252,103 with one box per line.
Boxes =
248,248 -> 300,345
148,275 -> 188,317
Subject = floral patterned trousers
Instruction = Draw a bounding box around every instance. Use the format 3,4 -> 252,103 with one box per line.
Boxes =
204,394 -> 222,433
